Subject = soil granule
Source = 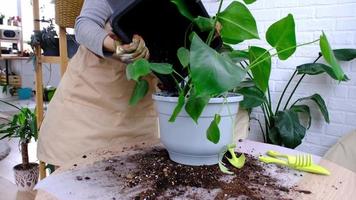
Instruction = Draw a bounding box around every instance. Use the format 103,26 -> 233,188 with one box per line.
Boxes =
120,148 -> 295,199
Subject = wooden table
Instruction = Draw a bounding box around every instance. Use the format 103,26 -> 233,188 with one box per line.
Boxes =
35,140 -> 356,200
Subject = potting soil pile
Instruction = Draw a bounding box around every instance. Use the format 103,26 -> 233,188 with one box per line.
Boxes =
35,145 -> 310,200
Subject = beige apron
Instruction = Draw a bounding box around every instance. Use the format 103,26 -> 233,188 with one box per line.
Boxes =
37,46 -> 158,166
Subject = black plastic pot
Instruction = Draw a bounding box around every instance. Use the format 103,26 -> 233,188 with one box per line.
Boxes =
41,35 -> 79,58
109,0 -> 222,91
0,18 -> 3,25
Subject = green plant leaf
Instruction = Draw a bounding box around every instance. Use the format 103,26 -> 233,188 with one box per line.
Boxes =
296,63 -> 349,81
206,114 -> 221,144
227,50 -> 249,63
268,127 -> 282,145
319,33 -> 345,81
170,0 -> 194,21
297,94 -> 329,123
333,49 -> 356,61
185,91 -> 210,123
219,161 -> 234,175
177,47 -> 190,68
129,79 -> 149,106
237,86 -> 266,109
194,16 -> 215,32
126,59 -> 151,81
249,46 -> 271,93
150,63 -> 173,74
290,104 -> 312,129
266,14 -> 296,60
217,1 -> 259,44
296,63 -> 329,75
190,34 -> 246,96
243,0 -> 257,4
169,92 -> 185,122
274,110 -> 306,148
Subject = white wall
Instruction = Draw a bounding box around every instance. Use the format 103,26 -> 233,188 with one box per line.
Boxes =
203,0 -> 356,156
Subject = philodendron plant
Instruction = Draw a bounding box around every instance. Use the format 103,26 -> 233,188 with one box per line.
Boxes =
237,48 -> 356,148
124,0 -> 348,171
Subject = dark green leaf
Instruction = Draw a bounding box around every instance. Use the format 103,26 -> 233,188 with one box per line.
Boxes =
333,49 -> 356,61
126,59 -> 151,81
194,16 -> 215,32
296,63 -> 349,81
298,94 -> 329,123
290,104 -> 312,129
243,0 -> 257,4
320,33 -> 345,81
190,34 -> 246,96
266,14 -> 296,60
185,91 -> 210,123
249,46 -> 271,92
274,110 -> 306,148
237,86 -> 266,109
150,63 -> 173,74
217,1 -> 259,44
207,114 -> 221,144
177,47 -> 190,68
268,127 -> 282,145
297,63 -> 329,75
170,0 -> 194,21
169,92 -> 185,122
129,79 -> 149,106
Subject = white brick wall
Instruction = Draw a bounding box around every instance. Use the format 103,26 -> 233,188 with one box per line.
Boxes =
203,0 -> 356,156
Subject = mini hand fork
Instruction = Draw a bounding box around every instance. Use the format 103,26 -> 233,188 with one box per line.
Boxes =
267,150 -> 313,167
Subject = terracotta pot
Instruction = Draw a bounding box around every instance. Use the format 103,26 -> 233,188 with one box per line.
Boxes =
13,163 -> 39,191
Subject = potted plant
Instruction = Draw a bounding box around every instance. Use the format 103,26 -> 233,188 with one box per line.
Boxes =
0,100 -> 39,191
238,48 -> 356,148
0,13 -> 4,25
29,18 -> 79,57
122,0 -> 347,171
0,84 -> 11,99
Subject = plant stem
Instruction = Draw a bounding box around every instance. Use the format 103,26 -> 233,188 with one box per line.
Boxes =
0,99 -> 21,110
173,69 -> 186,82
207,0 -> 224,46
250,117 -> 266,142
283,54 -> 323,110
21,141 -> 29,166
275,70 -> 297,112
247,39 -> 320,71
267,87 -> 273,115
240,61 -> 253,79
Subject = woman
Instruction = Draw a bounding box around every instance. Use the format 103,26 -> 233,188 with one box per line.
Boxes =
37,0 -> 158,166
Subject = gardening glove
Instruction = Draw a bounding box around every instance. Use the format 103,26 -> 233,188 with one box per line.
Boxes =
113,34 -> 150,64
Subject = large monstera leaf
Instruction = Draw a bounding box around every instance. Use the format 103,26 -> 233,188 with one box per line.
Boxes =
217,1 -> 259,44
190,33 -> 246,97
249,46 -> 271,93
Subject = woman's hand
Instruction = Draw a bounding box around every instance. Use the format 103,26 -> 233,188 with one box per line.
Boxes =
113,34 -> 150,64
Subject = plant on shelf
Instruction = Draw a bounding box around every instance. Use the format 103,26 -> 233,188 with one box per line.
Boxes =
29,17 -> 59,56
0,13 -> 5,25
0,99 -> 39,191
238,48 -> 356,149
120,0 -> 348,171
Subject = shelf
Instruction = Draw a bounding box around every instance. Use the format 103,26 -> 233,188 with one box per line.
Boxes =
0,56 -> 29,60
40,56 -> 61,64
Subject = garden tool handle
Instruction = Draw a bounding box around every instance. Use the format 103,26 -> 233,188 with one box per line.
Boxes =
259,156 -> 289,166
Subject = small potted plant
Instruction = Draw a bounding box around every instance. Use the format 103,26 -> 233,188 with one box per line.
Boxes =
0,84 -> 11,99
0,13 -> 5,25
0,100 -> 38,191
123,0 -> 347,172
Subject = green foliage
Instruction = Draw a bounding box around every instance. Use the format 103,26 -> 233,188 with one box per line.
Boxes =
207,114 -> 221,144
217,1 -> 259,44
125,0 -> 354,149
0,101 -> 37,142
266,14 -> 296,60
249,46 -> 271,92
129,79 -> 149,106
320,32 -> 345,81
